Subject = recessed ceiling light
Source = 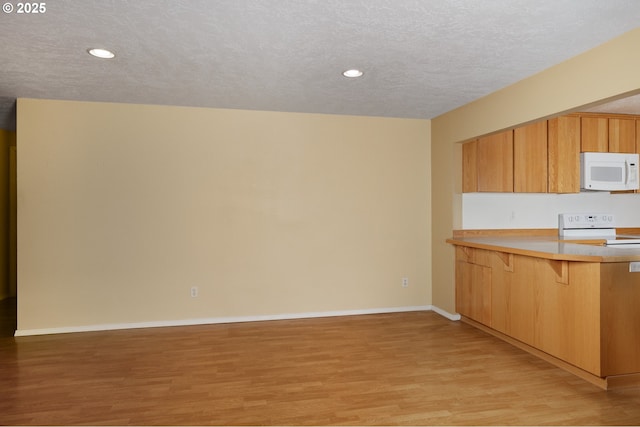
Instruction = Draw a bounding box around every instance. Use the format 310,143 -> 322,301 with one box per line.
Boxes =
88,48 -> 115,59
342,69 -> 364,78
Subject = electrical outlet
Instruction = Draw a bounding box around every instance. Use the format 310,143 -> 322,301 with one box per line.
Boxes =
630,262 -> 640,273
190,286 -> 198,297
402,277 -> 409,288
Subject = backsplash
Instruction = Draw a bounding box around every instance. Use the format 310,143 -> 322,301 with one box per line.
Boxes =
462,192 -> 640,229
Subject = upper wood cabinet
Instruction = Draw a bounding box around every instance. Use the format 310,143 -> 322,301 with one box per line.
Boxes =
581,116 -> 608,152
582,114 -> 637,194
461,113 -> 638,194
462,140 -> 478,193
548,115 -> 580,193
637,119 -> 640,155
581,114 -> 636,153
477,130 -> 513,192
514,121 -> 548,192
608,117 -> 636,153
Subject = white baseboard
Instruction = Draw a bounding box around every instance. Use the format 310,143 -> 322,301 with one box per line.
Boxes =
14,305 -> 439,337
430,305 -> 461,321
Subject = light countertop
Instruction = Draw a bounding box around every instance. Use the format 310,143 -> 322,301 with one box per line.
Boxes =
446,235 -> 640,262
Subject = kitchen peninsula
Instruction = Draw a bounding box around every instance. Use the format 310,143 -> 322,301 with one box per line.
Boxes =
447,229 -> 640,390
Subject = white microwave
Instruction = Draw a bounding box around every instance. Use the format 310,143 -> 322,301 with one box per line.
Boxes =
580,152 -> 639,191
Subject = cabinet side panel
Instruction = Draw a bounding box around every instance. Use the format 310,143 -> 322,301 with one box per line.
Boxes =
600,263 -> 640,376
637,119 -> 640,194
462,140 -> 478,193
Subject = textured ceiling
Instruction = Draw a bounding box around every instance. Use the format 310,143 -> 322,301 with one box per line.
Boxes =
1,0 -> 640,130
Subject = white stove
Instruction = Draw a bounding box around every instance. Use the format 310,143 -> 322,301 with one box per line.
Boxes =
558,213 -> 640,247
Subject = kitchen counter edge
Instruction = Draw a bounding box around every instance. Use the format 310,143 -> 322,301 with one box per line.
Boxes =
446,235 -> 640,263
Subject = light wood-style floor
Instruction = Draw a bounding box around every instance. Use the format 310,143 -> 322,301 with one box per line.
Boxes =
1,306 -> 640,425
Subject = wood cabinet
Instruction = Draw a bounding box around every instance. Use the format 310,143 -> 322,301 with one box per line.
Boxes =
455,246 -> 492,325
492,257 -> 599,362
462,140 -> 477,193
548,115 -> 580,193
462,131 -> 514,193
608,117 -> 636,153
637,119 -> 640,156
462,113 -> 640,194
533,260 -> 601,375
477,131 -> 513,192
454,246 -> 640,380
581,114 -> 636,153
462,119 -> 578,194
514,121 -> 547,192
600,263 -> 640,376
581,116 -> 608,152
490,254 -> 534,345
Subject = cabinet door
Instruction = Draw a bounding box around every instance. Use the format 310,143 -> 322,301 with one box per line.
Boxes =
534,261 -> 601,376
455,247 -> 492,326
514,121 -> 548,192
581,116 -> 608,152
507,256 -> 535,346
548,116 -> 580,193
462,140 -> 478,192
490,253 -> 514,335
456,260 -> 491,325
502,255 -> 601,375
608,118 -> 636,153
477,130 -> 513,192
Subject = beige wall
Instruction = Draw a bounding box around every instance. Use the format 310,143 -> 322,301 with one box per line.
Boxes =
0,129 -> 15,300
431,28 -> 640,313
16,99 -> 431,332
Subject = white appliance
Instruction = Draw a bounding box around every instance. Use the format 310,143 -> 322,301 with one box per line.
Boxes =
580,152 -> 639,191
558,213 -> 640,247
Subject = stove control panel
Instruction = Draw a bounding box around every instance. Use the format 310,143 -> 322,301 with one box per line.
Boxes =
559,213 -> 615,230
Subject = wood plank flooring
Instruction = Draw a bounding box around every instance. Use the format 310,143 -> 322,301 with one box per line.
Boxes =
1,308 -> 640,425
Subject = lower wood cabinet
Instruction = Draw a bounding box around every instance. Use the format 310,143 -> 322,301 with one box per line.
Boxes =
454,246 -> 640,379
532,260 -> 601,375
455,247 -> 492,325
